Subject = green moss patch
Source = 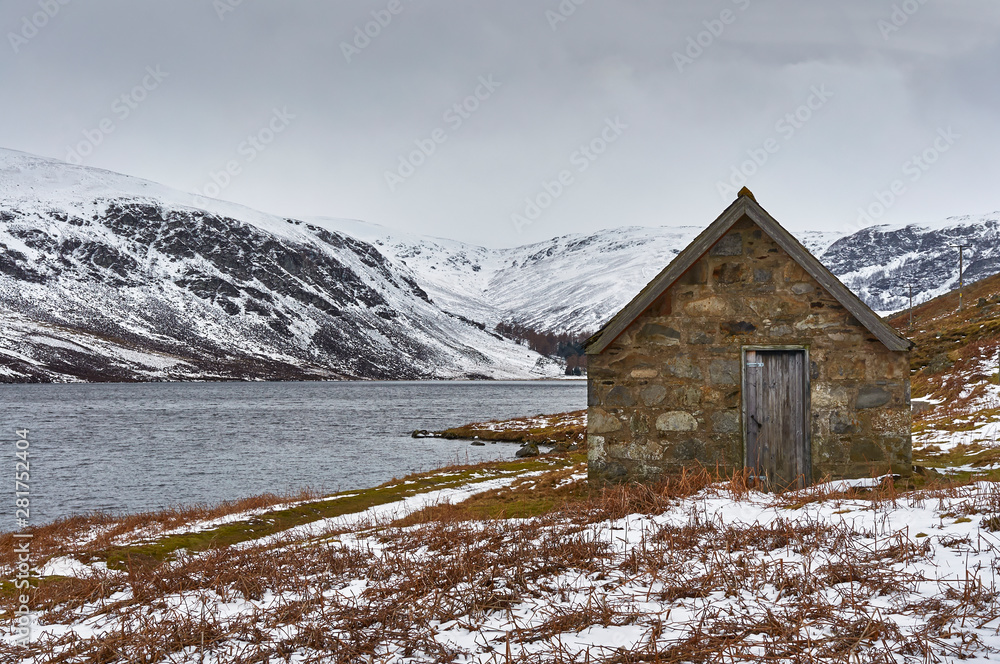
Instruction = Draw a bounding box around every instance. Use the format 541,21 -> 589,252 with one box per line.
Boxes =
96,455 -> 580,568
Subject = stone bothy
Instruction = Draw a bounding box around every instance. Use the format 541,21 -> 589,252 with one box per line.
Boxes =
585,191 -> 913,489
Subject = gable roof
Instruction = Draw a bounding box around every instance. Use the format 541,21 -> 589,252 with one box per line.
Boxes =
585,192 -> 913,355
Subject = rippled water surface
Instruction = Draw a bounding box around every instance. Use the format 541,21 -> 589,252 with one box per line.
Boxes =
0,380 -> 586,526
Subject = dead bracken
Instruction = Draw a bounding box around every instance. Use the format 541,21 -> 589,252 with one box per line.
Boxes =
3,456 -> 1000,662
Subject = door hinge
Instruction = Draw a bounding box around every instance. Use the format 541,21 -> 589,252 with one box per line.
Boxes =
746,362 -> 764,368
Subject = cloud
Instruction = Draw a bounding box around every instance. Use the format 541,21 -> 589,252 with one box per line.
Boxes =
1,0 -> 998,247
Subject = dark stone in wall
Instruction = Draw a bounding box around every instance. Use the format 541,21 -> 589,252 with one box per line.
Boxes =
711,410 -> 740,433
605,386 -> 636,407
630,413 -> 649,435
587,378 -> 601,406
673,385 -> 701,407
678,263 -> 707,285
666,356 -> 702,380
721,321 -> 756,336
589,459 -> 628,484
674,438 -> 706,461
831,412 -> 858,434
710,232 -> 742,256
640,384 -> 667,405
709,360 -> 740,385
856,386 -> 891,409
714,263 -> 745,284
849,441 -> 887,462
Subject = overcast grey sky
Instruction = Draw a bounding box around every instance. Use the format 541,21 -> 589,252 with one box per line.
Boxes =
2,1 -> 998,246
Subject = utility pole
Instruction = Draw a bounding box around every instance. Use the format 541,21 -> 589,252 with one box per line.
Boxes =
905,282 -> 915,329
949,244 -> 971,311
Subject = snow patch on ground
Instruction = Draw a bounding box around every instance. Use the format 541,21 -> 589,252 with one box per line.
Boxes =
12,476 -> 1000,661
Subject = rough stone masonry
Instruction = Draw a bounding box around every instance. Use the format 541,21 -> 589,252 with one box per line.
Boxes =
586,205 -> 911,486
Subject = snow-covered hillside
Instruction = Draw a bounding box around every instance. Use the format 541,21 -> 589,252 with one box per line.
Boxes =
315,219 -> 710,335
0,150 -> 559,382
315,219 -> 853,337
1,147 -> 998,382
824,215 -> 1000,315
318,213 -> 1000,334
10,459 -> 1000,662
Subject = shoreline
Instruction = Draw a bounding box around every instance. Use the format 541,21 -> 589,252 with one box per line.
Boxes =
0,376 -> 589,386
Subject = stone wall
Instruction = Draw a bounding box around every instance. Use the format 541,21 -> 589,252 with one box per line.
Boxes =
587,217 -> 911,485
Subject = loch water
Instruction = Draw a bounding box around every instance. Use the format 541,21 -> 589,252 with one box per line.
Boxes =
0,380 -> 586,526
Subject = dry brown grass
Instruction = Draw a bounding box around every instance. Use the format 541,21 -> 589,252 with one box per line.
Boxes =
3,464 -> 999,662
887,272 -> 1000,404
0,489 -> 322,575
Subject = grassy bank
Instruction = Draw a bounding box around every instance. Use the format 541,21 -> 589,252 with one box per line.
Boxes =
0,452 -> 585,575
415,409 -> 586,447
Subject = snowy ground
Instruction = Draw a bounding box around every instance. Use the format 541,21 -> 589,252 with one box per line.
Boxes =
914,353 -> 1000,460
6,461 -> 1000,662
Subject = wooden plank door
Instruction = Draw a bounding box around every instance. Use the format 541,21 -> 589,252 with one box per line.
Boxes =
744,350 -> 810,490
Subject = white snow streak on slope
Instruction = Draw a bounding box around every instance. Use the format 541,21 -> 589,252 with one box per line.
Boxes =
247,470 -> 551,549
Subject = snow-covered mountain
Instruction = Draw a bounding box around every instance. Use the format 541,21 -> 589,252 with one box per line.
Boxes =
319,214 -> 1000,335
319,219 -> 854,337
319,219 -> 703,336
0,150 -> 560,382
824,215 -> 1000,315
1,148 -> 998,382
